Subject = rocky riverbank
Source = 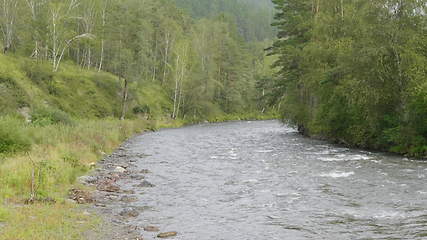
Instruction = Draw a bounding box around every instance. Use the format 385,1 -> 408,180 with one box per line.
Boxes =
74,137 -> 177,240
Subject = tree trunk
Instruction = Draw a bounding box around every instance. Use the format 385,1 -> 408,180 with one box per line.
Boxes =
120,77 -> 128,120
172,55 -> 180,119
98,39 -> 104,72
176,55 -> 186,118
162,32 -> 170,85
152,38 -> 158,81
98,2 -> 107,72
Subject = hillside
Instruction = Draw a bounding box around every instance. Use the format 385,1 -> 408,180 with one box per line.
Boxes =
0,54 -> 173,120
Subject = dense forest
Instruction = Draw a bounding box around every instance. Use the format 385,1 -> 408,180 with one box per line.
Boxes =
270,0 -> 427,157
0,0 -> 275,122
174,0 -> 275,41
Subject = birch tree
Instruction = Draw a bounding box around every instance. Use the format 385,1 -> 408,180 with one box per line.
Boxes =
0,0 -> 18,53
49,0 -> 94,72
98,0 -> 109,72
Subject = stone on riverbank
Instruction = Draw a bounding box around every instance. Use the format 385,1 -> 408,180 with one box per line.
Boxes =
120,195 -> 138,203
97,182 -> 121,193
130,174 -> 145,180
143,226 -> 160,232
69,189 -> 94,204
114,166 -> 127,173
157,232 -> 178,238
77,175 -> 98,185
119,207 -> 139,218
136,180 -> 155,188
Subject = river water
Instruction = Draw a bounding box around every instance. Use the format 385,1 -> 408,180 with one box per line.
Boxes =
119,120 -> 427,240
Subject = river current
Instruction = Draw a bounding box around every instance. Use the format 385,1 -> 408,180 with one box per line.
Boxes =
118,120 -> 427,240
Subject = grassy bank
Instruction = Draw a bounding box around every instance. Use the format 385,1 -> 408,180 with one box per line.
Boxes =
0,113 -> 276,239
0,117 -> 183,240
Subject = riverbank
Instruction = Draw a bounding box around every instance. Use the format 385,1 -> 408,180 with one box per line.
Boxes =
0,118 -> 183,239
295,128 -> 427,161
78,138 -> 157,240
0,113 -> 276,239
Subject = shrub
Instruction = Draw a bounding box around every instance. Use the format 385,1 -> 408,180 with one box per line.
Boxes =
0,117 -> 31,155
31,107 -> 74,126
133,105 -> 151,114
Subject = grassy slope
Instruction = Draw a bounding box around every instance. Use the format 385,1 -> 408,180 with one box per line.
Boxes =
0,54 -> 174,119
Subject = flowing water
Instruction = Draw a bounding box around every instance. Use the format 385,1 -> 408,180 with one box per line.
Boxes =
118,120 -> 427,240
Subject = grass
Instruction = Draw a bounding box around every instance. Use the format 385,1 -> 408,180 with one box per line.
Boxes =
0,203 -> 100,240
0,117 -> 184,240
0,116 -> 31,155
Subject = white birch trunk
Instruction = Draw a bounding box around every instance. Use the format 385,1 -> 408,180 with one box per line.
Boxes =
172,55 -> 180,119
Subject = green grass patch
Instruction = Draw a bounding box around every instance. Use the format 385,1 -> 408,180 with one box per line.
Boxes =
0,116 -> 32,156
0,203 -> 100,240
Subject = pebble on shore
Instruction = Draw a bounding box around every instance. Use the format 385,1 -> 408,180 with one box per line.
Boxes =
157,232 -> 178,238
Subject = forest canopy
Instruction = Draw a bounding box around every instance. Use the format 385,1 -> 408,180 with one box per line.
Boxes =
270,0 -> 427,157
174,0 -> 276,41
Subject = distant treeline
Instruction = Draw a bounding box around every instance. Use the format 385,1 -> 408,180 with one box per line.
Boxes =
269,0 -> 427,157
174,0 -> 276,41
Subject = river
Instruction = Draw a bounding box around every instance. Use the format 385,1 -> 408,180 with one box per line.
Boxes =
115,120 -> 427,240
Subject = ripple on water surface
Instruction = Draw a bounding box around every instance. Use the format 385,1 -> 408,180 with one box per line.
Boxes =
118,120 -> 427,240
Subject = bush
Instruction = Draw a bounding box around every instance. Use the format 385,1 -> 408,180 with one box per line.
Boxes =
31,107 -> 74,126
133,105 -> 151,114
0,117 -> 31,155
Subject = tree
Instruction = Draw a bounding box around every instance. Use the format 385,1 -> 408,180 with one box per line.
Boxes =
0,0 -> 19,53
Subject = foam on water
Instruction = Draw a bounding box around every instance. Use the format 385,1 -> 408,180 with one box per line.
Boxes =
320,171 -> 355,178
319,154 -> 371,162
255,149 -> 274,153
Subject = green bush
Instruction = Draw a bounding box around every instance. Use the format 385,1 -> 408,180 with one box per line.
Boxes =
31,108 -> 74,126
133,105 -> 151,114
0,117 -> 31,155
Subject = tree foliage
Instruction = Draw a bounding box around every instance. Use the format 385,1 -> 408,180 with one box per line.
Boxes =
174,0 -> 276,41
270,0 -> 427,157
